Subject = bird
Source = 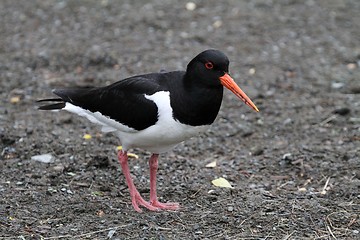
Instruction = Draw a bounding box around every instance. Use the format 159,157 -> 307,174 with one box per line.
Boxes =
38,49 -> 259,212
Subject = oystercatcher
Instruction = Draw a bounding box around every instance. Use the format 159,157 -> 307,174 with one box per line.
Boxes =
38,49 -> 259,212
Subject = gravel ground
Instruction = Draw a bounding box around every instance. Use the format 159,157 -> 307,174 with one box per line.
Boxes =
1,0 -> 359,239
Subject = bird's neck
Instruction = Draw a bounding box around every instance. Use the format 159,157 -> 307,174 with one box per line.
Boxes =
170,75 -> 224,126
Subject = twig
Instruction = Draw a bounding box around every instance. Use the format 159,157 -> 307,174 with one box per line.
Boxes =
157,226 -> 173,231
189,188 -> 202,198
42,223 -> 132,239
283,230 -> 296,240
320,177 -> 330,195
319,115 -> 337,126
347,216 -> 358,227
326,225 -> 337,239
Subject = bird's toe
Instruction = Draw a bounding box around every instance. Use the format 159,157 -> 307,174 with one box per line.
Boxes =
150,200 -> 180,211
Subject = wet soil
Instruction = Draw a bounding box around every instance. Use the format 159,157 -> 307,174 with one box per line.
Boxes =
1,0 -> 359,239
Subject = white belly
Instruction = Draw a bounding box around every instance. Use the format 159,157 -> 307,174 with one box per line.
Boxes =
116,119 -> 209,153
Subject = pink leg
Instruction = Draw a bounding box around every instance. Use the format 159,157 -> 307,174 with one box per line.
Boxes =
117,150 -> 158,212
149,154 -> 179,210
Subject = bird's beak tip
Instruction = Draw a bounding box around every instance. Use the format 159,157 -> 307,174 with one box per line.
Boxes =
219,73 -> 259,113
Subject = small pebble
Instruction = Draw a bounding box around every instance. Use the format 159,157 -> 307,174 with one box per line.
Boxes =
251,147 -> 264,156
185,2 -> 196,11
346,63 -> 357,70
332,108 -> 350,116
349,117 -> 360,123
107,229 -> 116,238
48,187 -> 57,193
283,118 -> 292,125
53,165 -> 64,172
331,82 -> 344,89
1,147 -> 17,159
350,86 -> 360,94
249,68 -> 256,75
31,154 -> 55,163
213,20 -> 222,28
282,153 -> 292,161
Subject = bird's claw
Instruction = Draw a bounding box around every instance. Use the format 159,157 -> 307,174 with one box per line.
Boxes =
150,200 -> 180,211
130,192 -> 179,212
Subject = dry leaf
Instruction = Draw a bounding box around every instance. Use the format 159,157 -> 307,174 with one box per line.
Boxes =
10,96 -> 21,103
116,146 -> 138,158
212,177 -> 233,189
127,153 -> 139,159
83,134 -> 92,140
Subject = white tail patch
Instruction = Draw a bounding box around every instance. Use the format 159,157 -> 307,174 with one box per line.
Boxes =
63,103 -> 136,133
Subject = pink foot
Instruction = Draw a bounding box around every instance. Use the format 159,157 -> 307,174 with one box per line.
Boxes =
130,189 -> 159,212
131,191 -> 179,212
150,200 -> 180,210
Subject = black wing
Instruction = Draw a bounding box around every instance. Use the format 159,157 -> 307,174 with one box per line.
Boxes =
41,74 -> 167,131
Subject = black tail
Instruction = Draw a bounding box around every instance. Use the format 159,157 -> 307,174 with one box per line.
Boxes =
37,98 -> 66,110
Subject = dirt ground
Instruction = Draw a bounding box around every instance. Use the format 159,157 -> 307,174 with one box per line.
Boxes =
1,0 -> 359,239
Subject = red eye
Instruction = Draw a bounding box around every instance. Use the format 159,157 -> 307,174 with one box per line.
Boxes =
205,62 -> 214,69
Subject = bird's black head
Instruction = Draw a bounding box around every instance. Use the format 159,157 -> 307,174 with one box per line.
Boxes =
186,49 -> 230,87
186,49 -> 259,112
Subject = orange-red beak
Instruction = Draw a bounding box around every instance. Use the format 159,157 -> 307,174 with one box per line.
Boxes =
219,73 -> 259,112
